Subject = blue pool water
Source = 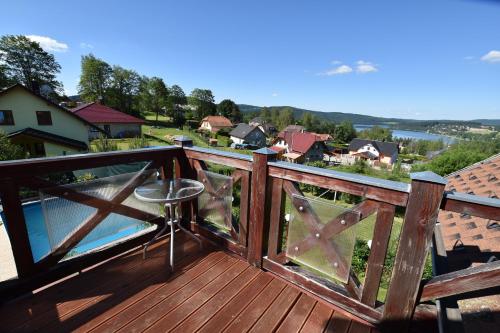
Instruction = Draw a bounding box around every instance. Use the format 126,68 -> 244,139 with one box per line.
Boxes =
1,201 -> 155,262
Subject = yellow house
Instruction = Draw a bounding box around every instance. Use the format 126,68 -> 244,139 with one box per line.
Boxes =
0,84 -> 101,157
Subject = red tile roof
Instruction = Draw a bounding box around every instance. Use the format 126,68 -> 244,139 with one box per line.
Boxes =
279,131 -> 321,154
439,153 -> 500,271
438,154 -> 500,333
201,116 -> 233,128
71,103 -> 145,124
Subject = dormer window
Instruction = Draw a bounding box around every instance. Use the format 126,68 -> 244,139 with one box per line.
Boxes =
36,111 -> 52,125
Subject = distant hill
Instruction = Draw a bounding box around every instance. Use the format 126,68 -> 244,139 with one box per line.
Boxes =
238,104 -> 499,127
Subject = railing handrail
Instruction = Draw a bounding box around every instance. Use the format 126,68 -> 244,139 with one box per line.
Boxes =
268,160 -> 411,193
0,146 -> 182,177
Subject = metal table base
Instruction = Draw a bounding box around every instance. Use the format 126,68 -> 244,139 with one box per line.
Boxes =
143,202 -> 202,270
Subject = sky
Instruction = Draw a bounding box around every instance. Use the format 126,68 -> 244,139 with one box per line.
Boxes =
1,0 -> 499,120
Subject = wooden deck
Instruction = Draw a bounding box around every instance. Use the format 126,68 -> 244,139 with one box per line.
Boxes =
0,233 -> 376,333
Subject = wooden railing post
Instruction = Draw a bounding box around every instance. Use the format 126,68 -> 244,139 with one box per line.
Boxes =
0,180 -> 35,278
247,148 -> 276,267
174,136 -> 195,228
382,171 -> 447,331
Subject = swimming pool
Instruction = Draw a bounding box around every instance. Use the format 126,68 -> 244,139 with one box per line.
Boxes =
1,201 -> 157,262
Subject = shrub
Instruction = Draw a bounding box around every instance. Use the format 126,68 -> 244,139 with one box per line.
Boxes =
129,136 -> 149,150
92,135 -> 118,152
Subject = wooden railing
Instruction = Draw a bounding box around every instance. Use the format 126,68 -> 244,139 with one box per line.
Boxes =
0,141 -> 499,332
0,145 -> 183,297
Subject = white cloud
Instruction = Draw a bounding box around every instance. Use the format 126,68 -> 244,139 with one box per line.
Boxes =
331,60 -> 342,65
80,42 -> 94,49
320,64 -> 353,76
26,35 -> 68,52
480,50 -> 500,63
356,60 -> 378,73
271,92 -> 278,97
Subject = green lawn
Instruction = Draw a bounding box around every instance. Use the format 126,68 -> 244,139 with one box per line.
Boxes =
143,112 -> 171,122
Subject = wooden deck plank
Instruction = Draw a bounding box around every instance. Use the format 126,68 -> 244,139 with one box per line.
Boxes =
5,234 -> 197,333
116,255 -> 237,333
197,272 -> 273,333
0,233 -> 178,331
223,278 -> 287,333
1,236 -> 376,333
169,268 -> 263,333
247,285 -> 301,333
146,262 -> 255,332
299,301 -> 334,333
326,311 -> 352,333
276,294 -> 317,333
72,250 -> 221,333
348,321 -> 372,333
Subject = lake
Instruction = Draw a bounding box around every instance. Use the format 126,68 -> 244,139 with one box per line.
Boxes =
354,125 -> 455,144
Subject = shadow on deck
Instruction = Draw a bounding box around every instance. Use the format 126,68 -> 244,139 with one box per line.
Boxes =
0,233 -> 376,333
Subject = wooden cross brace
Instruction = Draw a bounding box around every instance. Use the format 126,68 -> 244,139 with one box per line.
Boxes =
34,161 -> 160,269
192,159 -> 240,241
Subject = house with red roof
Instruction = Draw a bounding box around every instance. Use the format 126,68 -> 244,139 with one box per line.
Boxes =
71,102 -> 145,139
199,116 -> 233,133
271,131 -> 327,163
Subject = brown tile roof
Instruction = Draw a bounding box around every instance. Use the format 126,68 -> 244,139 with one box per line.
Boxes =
201,116 -> 233,128
439,153 -> 500,271
437,153 -> 500,331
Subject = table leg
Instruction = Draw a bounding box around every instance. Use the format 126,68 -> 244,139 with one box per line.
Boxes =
143,208 -> 169,259
169,203 -> 175,270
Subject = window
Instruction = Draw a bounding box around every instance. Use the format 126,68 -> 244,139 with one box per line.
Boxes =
36,111 -> 52,125
34,143 -> 46,156
104,124 -> 111,134
0,110 -> 14,125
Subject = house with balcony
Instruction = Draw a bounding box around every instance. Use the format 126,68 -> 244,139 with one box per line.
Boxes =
0,84 -> 101,157
348,138 -> 399,166
0,137 -> 498,333
272,130 -> 328,163
199,115 -> 233,133
71,102 -> 145,139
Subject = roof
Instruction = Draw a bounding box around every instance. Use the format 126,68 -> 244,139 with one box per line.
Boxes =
201,116 -> 233,127
312,133 -> 333,142
438,153 -> 500,271
71,102 -> 145,124
6,127 -> 88,150
229,123 -> 262,139
0,84 -> 105,134
437,153 -> 500,330
283,124 -> 304,133
283,152 -> 303,160
348,138 -> 398,156
278,131 -> 323,154
249,116 -> 264,124
269,145 -> 286,153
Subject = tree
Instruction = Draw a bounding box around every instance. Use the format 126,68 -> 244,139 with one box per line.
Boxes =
217,99 -> 241,123
168,84 -> 187,105
357,125 -> 393,141
301,112 -> 320,132
0,65 -> 14,89
0,132 -> 23,161
78,54 -> 112,103
189,88 -> 216,120
335,121 -> 356,143
0,35 -> 62,93
138,76 -> 169,124
260,107 -> 271,122
107,66 -> 141,116
277,107 -> 295,129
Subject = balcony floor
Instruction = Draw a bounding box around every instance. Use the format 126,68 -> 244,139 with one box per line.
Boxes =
0,233 -> 376,333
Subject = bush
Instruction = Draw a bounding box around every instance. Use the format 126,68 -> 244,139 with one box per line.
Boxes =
92,135 -> 118,152
0,131 -> 23,161
129,136 -> 149,150
352,239 -> 371,275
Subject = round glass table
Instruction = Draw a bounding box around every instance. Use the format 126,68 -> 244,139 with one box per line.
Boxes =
134,178 -> 205,270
